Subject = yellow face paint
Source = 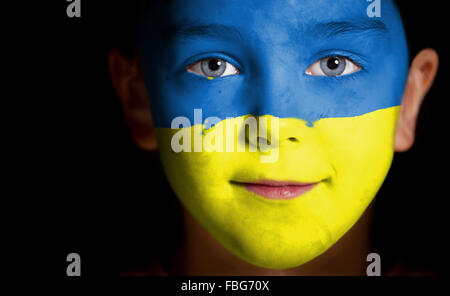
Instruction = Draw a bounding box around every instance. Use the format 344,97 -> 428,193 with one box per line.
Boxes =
155,106 -> 400,269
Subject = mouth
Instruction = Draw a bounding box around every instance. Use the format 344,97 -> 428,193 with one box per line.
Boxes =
231,180 -> 319,200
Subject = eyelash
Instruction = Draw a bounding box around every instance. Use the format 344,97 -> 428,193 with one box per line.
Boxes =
184,53 -> 242,72
327,71 -> 359,82
323,53 -> 366,70
323,54 -> 360,65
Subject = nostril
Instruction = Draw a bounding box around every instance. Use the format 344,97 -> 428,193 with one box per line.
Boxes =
288,137 -> 299,143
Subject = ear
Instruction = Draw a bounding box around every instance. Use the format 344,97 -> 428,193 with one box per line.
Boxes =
108,50 -> 157,150
395,49 -> 439,152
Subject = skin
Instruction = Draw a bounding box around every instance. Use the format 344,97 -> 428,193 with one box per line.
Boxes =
108,0 -> 438,274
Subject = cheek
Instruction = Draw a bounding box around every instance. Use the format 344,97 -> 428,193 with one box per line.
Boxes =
153,121 -> 243,214
313,106 -> 400,236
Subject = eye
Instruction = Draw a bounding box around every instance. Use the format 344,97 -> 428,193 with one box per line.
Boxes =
306,56 -> 361,77
186,58 -> 240,78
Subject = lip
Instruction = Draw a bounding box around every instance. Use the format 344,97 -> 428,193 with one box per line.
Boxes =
233,180 -> 318,200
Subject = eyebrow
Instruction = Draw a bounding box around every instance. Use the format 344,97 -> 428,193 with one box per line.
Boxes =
308,20 -> 389,39
165,23 -> 244,42
165,19 -> 388,42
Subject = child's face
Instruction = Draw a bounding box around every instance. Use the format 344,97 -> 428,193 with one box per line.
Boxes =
139,0 -> 409,269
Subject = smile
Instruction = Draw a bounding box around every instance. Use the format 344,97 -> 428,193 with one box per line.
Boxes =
232,180 -> 318,200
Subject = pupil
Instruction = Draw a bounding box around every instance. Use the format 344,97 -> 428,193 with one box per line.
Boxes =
208,59 -> 222,71
327,58 -> 340,70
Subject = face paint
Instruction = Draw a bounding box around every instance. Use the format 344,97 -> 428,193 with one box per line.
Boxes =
139,0 -> 409,269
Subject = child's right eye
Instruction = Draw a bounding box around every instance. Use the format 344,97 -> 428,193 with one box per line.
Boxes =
186,58 -> 240,79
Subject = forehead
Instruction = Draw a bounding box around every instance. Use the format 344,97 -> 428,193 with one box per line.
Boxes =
148,0 -> 402,40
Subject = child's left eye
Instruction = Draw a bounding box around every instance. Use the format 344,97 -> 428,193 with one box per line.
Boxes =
186,58 -> 240,78
306,56 -> 361,77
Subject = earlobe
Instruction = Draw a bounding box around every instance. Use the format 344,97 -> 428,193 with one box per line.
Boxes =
108,50 -> 158,150
394,49 -> 439,152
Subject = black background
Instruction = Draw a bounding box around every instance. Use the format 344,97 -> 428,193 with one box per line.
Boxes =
38,0 -> 449,278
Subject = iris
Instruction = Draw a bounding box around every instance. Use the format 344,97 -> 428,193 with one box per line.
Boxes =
201,58 -> 226,77
320,56 -> 346,76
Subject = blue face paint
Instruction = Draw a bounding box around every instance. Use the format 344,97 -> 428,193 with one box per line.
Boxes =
139,0 -> 409,127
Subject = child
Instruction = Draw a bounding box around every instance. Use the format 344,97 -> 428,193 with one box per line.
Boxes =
108,0 -> 438,275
